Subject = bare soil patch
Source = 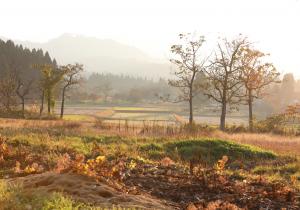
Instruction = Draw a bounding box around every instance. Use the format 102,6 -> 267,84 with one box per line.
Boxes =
9,172 -> 173,209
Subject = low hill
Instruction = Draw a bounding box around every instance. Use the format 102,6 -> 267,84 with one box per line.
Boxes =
5,34 -> 171,78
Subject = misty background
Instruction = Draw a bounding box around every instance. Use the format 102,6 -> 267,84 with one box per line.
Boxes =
0,0 -> 299,123
0,0 -> 299,78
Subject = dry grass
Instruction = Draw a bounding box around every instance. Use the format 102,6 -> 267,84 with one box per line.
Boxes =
210,131 -> 300,156
0,118 -> 83,129
173,114 -> 187,125
94,121 -> 300,157
0,117 -> 300,209
1,117 -> 300,156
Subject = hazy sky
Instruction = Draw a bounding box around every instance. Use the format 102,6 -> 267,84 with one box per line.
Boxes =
1,0 -> 299,77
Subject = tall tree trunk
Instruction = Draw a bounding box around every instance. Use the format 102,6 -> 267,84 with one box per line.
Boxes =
220,101 -> 227,131
189,98 -> 193,125
21,98 -> 25,118
60,87 -> 66,119
47,91 -> 51,115
248,90 -> 254,132
189,87 -> 193,125
40,91 -> 44,117
220,86 -> 227,131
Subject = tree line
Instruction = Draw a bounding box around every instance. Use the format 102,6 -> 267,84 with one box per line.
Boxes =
169,33 -> 280,131
71,73 -> 175,104
1,38 -> 298,127
0,39 -> 83,118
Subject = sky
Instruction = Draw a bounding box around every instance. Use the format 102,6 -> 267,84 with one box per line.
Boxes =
0,0 -> 299,77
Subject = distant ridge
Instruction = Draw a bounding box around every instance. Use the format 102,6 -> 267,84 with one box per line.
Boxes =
2,34 -> 171,78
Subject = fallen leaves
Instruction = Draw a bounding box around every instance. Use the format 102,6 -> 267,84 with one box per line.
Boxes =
123,159 -> 299,210
1,135 -> 299,210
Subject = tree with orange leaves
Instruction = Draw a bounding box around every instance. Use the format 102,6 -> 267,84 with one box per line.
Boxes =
239,47 -> 280,132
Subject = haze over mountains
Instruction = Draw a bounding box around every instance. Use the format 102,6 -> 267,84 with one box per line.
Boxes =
1,34 -> 171,78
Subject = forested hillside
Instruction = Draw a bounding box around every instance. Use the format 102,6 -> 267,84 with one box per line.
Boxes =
0,39 -> 56,77
7,34 -> 171,78
0,39 -> 57,112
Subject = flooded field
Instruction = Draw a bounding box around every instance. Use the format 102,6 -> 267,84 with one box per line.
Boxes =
56,104 -> 248,125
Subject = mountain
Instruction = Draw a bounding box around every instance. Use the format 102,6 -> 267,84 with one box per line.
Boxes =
4,34 -> 171,78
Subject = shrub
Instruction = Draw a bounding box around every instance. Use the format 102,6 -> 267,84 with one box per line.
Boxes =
253,114 -> 291,134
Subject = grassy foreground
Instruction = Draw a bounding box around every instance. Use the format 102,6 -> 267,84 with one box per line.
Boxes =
0,118 -> 299,209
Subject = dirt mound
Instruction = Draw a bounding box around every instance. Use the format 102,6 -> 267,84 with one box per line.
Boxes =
10,172 -> 172,209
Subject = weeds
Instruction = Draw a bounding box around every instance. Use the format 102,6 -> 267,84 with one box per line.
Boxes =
0,118 -> 300,209
0,180 -> 84,210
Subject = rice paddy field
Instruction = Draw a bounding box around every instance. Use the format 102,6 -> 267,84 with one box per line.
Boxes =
57,104 -> 249,125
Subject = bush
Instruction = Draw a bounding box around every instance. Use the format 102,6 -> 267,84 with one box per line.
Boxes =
253,114 -> 286,134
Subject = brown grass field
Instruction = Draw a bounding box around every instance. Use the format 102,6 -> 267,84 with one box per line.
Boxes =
1,117 -> 300,209
0,117 -> 299,156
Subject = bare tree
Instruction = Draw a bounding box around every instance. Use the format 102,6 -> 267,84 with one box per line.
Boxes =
15,78 -> 34,117
239,47 -> 280,131
60,63 -> 83,118
204,36 -> 250,131
168,33 -> 206,124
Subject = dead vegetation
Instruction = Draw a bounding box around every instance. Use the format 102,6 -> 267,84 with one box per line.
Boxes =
1,118 -> 300,209
8,172 -> 171,209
